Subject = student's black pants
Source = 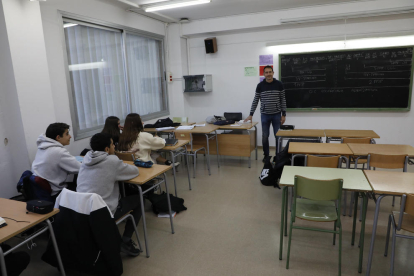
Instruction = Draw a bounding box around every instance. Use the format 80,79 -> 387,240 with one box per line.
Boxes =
0,244 -> 30,276
113,195 -> 142,239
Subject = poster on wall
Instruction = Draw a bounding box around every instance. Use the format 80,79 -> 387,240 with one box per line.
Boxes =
259,65 -> 273,76
259,54 -> 273,66
244,66 -> 258,76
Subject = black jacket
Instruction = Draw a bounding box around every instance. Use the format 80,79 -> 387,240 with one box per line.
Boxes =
42,189 -> 123,276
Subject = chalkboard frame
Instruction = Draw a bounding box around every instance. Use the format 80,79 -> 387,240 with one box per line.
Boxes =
278,46 -> 414,112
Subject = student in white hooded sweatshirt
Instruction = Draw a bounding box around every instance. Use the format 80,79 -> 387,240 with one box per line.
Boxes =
77,133 -> 141,256
31,123 -> 81,197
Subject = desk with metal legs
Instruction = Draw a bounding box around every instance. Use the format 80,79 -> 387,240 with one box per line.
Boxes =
276,129 -> 325,153
159,140 -> 192,196
325,129 -> 380,143
123,163 -> 174,258
0,198 -> 65,276
279,166 -> 372,273
363,170 -> 414,276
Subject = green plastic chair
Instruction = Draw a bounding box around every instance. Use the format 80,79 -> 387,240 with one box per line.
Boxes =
286,175 -> 344,276
172,117 -> 188,124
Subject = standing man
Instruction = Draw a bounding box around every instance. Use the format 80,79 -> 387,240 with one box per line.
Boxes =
245,66 -> 286,161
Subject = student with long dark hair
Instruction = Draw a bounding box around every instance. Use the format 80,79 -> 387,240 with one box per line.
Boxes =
118,113 -> 179,166
101,116 -> 122,145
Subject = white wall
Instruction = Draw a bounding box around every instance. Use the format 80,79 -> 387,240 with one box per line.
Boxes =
39,0 -> 170,156
0,0 -> 31,198
176,3 -> 414,148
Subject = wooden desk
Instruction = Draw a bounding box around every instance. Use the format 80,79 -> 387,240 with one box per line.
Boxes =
279,166 -> 372,273
276,129 -> 325,153
0,198 -> 65,276
159,140 -> 192,195
289,142 -> 353,156
363,171 -> 414,276
325,129 -> 380,143
347,143 -> 414,156
123,162 -> 174,258
198,122 -> 259,167
175,124 -> 221,176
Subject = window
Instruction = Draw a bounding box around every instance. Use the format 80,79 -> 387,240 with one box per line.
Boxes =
63,19 -> 168,140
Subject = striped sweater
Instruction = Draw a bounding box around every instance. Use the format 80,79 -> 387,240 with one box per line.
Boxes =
249,78 -> 287,116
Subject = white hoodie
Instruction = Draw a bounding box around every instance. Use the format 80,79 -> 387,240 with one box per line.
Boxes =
31,134 -> 81,195
76,151 -> 139,214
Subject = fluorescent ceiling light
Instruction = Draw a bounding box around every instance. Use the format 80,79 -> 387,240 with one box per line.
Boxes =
145,0 -> 211,12
280,6 -> 414,24
117,0 -> 139,8
64,23 -> 78,28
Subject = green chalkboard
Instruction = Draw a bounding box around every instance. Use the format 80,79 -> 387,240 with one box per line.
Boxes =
279,46 -> 414,111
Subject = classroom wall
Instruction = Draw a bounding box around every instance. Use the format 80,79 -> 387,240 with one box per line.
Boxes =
0,0 -> 31,198
171,1 -> 414,148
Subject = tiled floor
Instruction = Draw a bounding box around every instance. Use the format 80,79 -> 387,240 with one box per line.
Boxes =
9,149 -> 414,275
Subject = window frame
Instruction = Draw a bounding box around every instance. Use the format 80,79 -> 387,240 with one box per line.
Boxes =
59,11 -> 169,140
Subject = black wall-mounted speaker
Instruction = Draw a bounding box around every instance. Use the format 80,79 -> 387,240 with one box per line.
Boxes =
204,37 -> 217,54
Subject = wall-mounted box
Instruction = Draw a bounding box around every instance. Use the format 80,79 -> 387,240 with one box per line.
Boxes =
183,74 -> 212,92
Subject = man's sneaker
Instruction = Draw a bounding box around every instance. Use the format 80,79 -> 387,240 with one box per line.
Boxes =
165,160 -> 180,167
121,239 -> 140,257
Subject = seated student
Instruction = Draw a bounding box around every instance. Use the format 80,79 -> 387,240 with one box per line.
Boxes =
31,123 -> 80,198
118,113 -> 179,166
76,133 -> 141,256
101,116 -> 123,146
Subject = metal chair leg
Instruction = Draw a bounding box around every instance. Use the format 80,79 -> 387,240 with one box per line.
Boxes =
384,214 -> 392,257
390,225 -> 397,276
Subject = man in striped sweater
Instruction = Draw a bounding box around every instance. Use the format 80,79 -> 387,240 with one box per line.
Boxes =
245,66 -> 287,162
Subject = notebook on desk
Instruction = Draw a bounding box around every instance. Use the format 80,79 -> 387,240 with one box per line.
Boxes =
165,139 -> 178,146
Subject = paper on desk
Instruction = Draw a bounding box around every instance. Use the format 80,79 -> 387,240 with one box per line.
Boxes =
176,126 -> 194,130
230,124 -> 240,127
195,124 -> 205,127
155,127 -> 175,131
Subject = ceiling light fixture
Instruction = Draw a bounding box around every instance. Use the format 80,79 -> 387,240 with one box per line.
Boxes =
144,0 -> 211,12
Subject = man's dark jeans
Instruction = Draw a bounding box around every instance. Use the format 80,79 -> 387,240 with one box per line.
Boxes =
261,113 -> 281,156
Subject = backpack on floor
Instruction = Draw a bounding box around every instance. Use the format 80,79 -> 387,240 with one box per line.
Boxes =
260,156 -> 277,187
146,192 -> 187,214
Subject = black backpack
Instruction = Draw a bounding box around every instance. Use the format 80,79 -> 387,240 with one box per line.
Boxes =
146,192 -> 187,214
144,117 -> 174,129
260,156 -> 278,187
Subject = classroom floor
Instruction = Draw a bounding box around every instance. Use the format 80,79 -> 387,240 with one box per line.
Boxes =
10,148 -> 414,276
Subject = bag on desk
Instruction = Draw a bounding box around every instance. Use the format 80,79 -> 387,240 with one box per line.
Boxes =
224,112 -> 242,121
134,160 -> 154,168
146,192 -> 187,215
213,120 -> 235,126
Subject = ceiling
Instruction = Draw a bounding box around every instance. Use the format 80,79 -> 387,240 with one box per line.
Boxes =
113,0 -> 363,22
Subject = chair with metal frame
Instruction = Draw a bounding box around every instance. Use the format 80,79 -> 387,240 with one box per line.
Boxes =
384,194 -> 414,276
286,175 -> 344,276
175,131 -> 210,178
306,154 -> 342,168
367,153 -> 409,206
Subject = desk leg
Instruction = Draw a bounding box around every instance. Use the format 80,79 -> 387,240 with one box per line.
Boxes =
278,138 -> 283,154
215,130 -> 220,168
248,156 -> 251,168
164,173 -> 175,234
358,193 -> 368,273
254,126 -> 258,160
205,134 -> 211,175
366,195 -> 386,276
170,150 -> 178,196
0,246 -> 7,276
46,219 -> 66,276
285,189 -> 288,237
279,186 -> 287,260
138,186 -> 150,258
185,145 -> 192,190
352,192 -> 359,246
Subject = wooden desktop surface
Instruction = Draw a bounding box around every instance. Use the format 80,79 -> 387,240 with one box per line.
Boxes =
216,122 -> 258,130
123,161 -> 171,185
0,198 -> 59,244
347,143 -> 414,156
325,129 -> 380,139
289,142 -> 353,155
363,170 -> 414,195
276,129 -> 325,137
175,124 -> 220,134
161,139 -> 190,151
279,166 -> 372,192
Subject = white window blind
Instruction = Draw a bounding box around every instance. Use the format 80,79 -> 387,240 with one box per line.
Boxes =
63,19 -> 168,140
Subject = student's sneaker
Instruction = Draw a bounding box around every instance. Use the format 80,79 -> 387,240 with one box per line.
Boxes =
121,239 -> 140,257
165,160 -> 180,167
